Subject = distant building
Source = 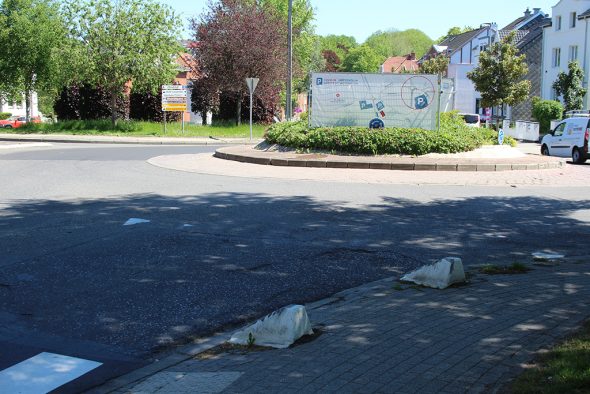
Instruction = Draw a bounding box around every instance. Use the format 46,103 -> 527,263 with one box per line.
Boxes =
420,8 -> 547,121
503,8 -> 549,121
542,0 -> 590,110
380,53 -> 419,73
0,93 -> 40,118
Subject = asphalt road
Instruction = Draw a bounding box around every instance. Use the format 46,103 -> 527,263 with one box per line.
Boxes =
1,142 -> 589,392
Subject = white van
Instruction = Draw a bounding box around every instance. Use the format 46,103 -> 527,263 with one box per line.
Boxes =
540,117 -> 589,164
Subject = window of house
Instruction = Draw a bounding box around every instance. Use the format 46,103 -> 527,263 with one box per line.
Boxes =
553,48 -> 561,67
569,46 -> 579,62
556,15 -> 562,31
570,12 -> 577,28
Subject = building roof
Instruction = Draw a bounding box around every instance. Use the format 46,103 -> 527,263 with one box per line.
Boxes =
579,8 -> 590,19
438,28 -> 486,54
381,53 -> 419,73
498,29 -> 529,44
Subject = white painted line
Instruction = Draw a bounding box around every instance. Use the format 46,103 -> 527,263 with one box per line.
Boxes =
0,143 -> 52,150
123,218 -> 150,226
532,252 -> 565,261
0,352 -> 102,394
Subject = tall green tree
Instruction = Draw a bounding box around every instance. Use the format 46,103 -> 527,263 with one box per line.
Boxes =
319,35 -> 358,61
467,33 -> 530,122
552,61 -> 587,112
64,0 -> 182,127
0,0 -> 67,120
341,45 -> 382,73
365,29 -> 433,59
258,0 -> 319,92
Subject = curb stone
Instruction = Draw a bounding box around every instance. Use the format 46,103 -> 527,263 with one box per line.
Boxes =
214,146 -> 566,172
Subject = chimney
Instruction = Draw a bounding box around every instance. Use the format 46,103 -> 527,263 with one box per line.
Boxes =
408,52 -> 416,60
533,8 -> 541,14
524,8 -> 531,17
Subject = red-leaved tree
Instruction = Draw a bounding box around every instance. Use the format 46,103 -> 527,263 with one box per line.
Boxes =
190,0 -> 287,124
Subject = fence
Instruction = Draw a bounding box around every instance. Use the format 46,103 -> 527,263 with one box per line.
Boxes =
502,120 -> 540,141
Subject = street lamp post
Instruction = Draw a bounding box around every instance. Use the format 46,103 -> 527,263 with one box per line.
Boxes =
286,0 -> 293,121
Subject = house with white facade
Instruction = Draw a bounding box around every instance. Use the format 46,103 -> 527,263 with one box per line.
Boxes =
542,0 -> 590,109
421,8 -> 547,120
0,93 -> 40,118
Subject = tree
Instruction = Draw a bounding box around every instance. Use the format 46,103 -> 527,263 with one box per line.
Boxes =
341,45 -> 382,73
531,97 -> 563,133
0,0 -> 68,121
191,0 -> 287,125
258,0 -> 319,93
322,50 -> 341,72
64,0 -> 182,127
420,55 -> 449,75
552,61 -> 587,112
467,33 -> 530,123
364,29 -> 433,59
319,35 -> 358,62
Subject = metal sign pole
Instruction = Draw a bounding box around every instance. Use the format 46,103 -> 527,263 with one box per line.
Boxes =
245,78 -> 259,143
182,112 -> 185,134
249,92 -> 253,142
164,111 -> 167,134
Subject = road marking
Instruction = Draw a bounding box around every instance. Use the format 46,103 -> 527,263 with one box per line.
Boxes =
123,218 -> 150,226
0,143 -> 52,149
0,352 -> 102,394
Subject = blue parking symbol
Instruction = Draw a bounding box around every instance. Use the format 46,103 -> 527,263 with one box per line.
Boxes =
316,78 -> 323,86
415,94 -> 429,110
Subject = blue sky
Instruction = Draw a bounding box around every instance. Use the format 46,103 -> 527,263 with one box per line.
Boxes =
167,0 -> 558,43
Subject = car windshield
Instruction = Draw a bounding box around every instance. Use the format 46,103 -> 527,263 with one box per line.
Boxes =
461,115 -> 479,124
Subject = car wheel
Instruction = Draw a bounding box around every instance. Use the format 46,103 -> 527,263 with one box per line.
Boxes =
541,144 -> 549,156
572,147 -> 586,164
4,125 -> 12,129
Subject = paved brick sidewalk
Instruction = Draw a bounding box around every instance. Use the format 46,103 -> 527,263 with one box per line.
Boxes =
111,260 -> 590,394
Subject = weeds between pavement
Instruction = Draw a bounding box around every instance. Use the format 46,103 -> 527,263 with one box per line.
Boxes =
479,262 -> 531,275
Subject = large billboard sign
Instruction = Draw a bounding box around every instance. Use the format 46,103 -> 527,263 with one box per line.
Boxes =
162,85 -> 189,112
310,73 -> 439,130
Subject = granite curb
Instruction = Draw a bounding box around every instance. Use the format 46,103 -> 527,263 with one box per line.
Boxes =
214,146 -> 566,172
0,133 -> 263,146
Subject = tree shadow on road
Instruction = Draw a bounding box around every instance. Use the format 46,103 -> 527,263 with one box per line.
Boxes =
0,192 -> 589,356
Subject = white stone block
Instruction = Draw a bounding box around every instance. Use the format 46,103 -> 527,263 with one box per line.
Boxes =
401,257 -> 466,289
229,305 -> 313,349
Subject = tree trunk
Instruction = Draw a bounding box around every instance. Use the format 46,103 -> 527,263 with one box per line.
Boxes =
110,89 -> 118,129
236,92 -> 242,126
25,90 -> 31,123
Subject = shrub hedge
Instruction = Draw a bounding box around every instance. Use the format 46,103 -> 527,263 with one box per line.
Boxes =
0,112 -> 11,120
265,112 -> 516,156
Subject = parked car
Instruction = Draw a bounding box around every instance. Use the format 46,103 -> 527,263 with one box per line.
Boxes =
0,116 -> 27,128
0,116 -> 41,129
459,113 -> 481,128
541,117 -> 589,164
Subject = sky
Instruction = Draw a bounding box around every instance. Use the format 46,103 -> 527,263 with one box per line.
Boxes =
167,0 -> 559,43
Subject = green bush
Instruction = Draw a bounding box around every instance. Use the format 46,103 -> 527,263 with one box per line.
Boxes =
265,112 -> 515,156
0,112 -> 12,120
532,97 -> 563,134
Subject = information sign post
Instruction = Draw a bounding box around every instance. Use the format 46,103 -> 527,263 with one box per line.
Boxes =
161,85 -> 189,133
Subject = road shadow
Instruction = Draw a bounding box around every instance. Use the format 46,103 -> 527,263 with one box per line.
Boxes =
0,192 -> 589,357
